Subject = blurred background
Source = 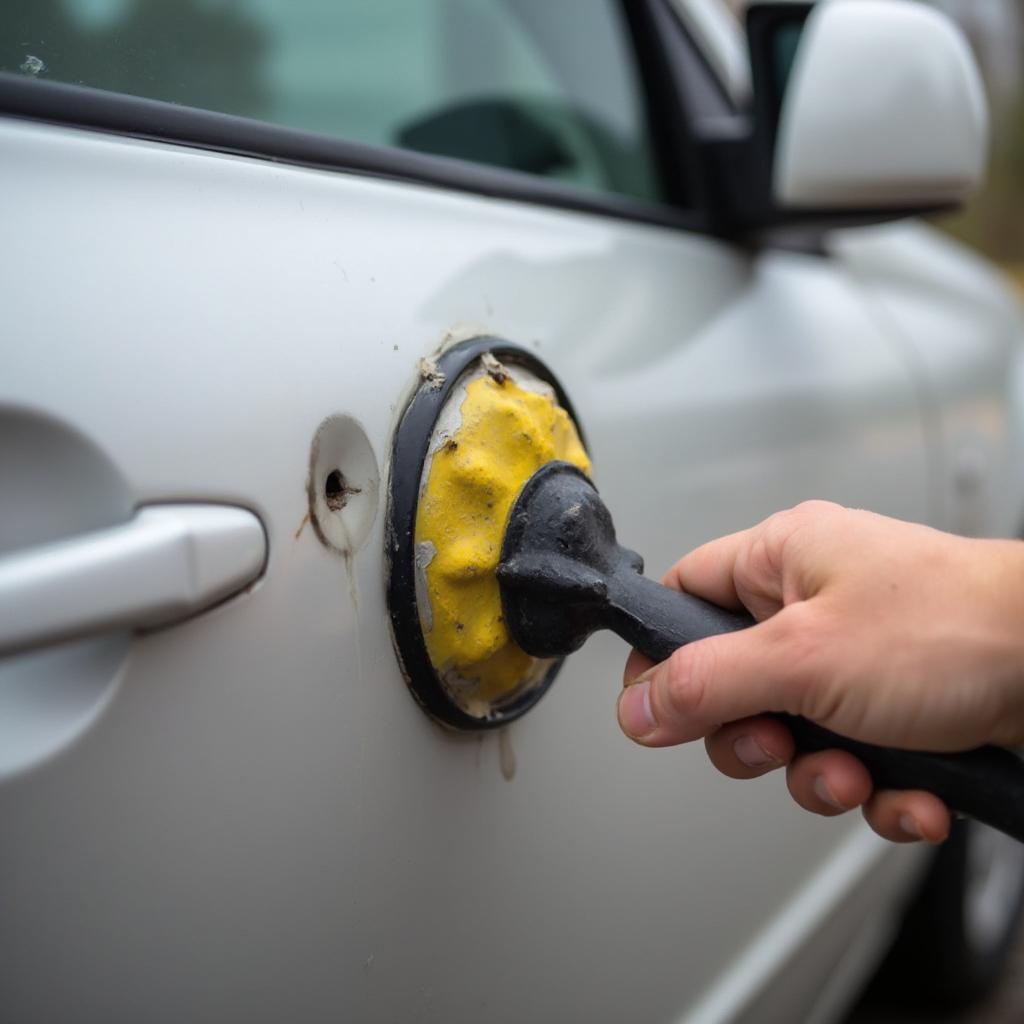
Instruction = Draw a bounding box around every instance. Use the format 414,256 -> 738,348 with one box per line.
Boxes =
867,2 -> 1024,1020
858,3 -> 1024,1019
929,0 -> 1024,293
723,0 -> 1024,295
721,1 -> 1024,1020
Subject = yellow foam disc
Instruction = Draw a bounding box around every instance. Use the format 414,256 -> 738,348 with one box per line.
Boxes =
414,367 -> 590,714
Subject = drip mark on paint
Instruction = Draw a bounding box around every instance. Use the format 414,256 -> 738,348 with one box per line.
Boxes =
499,727 -> 517,781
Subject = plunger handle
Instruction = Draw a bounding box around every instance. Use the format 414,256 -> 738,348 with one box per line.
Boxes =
611,573 -> 1024,843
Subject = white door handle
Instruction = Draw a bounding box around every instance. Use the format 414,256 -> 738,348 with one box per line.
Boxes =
0,505 -> 266,658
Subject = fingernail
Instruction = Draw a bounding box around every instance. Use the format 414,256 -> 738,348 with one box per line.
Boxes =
813,775 -> 844,810
619,679 -> 656,738
733,735 -> 778,769
899,813 -> 923,840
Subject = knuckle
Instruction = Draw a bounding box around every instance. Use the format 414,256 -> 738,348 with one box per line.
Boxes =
758,504 -> 822,572
737,533 -> 776,586
788,499 -> 843,523
765,501 -> 840,556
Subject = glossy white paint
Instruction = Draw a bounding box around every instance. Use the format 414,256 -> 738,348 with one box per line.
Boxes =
0,504 -> 266,658
832,221 -> 1024,539
0,111 -> 1019,1024
776,0 -> 988,208
687,826 -> 918,1024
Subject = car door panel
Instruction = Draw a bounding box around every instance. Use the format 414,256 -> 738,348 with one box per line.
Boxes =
1,118 -> 931,1022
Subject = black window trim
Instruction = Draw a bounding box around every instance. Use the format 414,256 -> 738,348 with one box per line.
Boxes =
0,0 -> 747,235
624,0 -> 742,217
0,68 -> 710,233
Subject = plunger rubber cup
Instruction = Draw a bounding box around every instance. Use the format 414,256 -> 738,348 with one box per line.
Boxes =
385,339 -> 590,730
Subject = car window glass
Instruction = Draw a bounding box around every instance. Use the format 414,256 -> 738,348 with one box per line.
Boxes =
1,0 -> 662,203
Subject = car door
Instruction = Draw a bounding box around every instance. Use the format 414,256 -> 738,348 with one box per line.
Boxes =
0,2 -> 932,1021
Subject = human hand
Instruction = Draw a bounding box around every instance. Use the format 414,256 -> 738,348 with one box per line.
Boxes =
618,501 -> 1024,843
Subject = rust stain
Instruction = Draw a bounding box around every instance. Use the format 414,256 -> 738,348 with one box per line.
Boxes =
325,470 -> 361,512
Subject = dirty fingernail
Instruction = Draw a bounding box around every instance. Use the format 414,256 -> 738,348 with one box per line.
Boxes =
898,813 -> 923,840
812,775 -> 844,811
619,679 -> 656,739
733,735 -> 778,769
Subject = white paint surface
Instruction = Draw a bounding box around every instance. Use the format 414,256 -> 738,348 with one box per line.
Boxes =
0,112 -> 1020,1023
776,0 -> 988,208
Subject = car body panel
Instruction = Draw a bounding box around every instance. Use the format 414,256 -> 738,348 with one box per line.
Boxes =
833,221 -> 1024,540
0,110 -> 1010,1023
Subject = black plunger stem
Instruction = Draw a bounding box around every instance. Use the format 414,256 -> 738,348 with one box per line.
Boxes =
612,572 -> 1024,842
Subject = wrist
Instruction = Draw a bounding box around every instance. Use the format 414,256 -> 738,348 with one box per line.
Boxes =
973,538 -> 1024,645
968,538 -> 1024,744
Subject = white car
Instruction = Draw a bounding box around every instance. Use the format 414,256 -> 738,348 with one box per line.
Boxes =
2,1 -> 1023,1021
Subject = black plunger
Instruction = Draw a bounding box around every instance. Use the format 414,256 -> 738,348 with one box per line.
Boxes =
497,461 -> 1024,843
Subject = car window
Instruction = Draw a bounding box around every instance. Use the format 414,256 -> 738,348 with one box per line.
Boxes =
1,0 -> 662,203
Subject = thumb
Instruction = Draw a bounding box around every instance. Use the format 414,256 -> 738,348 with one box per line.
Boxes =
617,604 -> 821,746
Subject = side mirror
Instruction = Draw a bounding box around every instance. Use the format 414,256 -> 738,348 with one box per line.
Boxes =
774,0 -> 988,210
705,0 -> 988,234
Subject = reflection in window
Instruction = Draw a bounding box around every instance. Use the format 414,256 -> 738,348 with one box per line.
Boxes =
1,0 -> 663,203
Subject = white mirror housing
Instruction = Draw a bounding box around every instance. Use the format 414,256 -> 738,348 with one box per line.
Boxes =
775,0 -> 988,210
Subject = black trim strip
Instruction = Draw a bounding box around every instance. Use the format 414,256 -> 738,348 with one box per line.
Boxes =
622,0 -> 698,209
0,73 -> 706,233
630,0 -> 744,219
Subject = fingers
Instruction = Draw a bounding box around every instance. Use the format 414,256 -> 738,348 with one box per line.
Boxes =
785,749 -> 873,816
618,604 -> 821,746
786,753 -> 949,842
651,694 -> 952,844
710,734 -> 951,843
786,751 -> 950,842
704,717 -> 795,778
662,526 -> 754,608
662,502 -> 841,620
862,789 -> 951,844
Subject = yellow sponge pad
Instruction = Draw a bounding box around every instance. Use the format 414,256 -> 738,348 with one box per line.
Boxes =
414,369 -> 590,710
